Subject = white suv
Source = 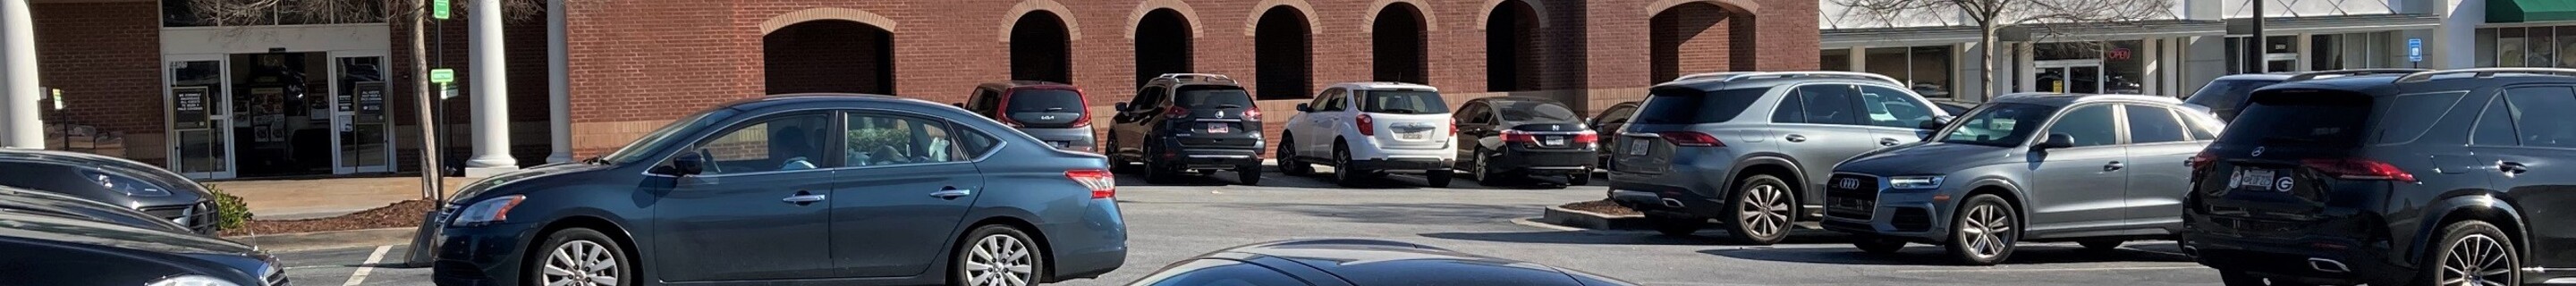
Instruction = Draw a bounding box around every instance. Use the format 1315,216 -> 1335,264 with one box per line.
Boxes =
1278,82 -> 1459,187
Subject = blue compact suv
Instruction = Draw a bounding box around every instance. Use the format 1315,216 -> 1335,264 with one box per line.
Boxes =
431,94 -> 1126,286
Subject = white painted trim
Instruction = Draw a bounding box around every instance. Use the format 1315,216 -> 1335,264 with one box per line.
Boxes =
160,24 -> 394,55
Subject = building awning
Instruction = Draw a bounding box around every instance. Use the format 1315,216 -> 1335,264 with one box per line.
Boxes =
1822,20 -> 2224,49
2226,14 -> 2443,35
2491,0 -> 2576,23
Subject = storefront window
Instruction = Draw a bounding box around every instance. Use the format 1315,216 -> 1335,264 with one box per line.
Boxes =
1866,47 -> 1909,83
2531,27 -> 2557,67
2225,37 -> 2248,74
2479,29 -> 2499,67
1910,46 -> 1955,98
2312,34 -> 2343,71
1822,49 -> 1851,72
2556,28 -> 2576,68
2500,28 -> 2528,67
2105,40 -> 2145,95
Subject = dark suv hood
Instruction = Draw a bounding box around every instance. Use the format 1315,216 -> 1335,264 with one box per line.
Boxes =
1835,142 -> 2016,175
0,213 -> 254,255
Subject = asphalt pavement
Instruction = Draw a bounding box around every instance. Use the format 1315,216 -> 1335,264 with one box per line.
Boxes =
273,170 -> 2221,285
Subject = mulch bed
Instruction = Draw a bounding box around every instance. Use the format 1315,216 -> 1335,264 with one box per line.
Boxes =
220,199 -> 437,237
1559,199 -> 1640,216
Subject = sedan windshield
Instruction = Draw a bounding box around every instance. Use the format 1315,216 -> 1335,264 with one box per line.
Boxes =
600,109 -> 733,164
1935,103 -> 2058,147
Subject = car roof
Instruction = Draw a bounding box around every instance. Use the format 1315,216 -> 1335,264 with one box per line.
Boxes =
2266,68 -> 2576,95
1655,72 -> 1907,91
1144,73 -> 1242,87
2213,69 -> 2430,82
1989,92 -> 2184,107
1213,239 -> 1609,285
975,80 -> 1076,90
1328,81 -> 1438,91
0,148 -> 135,166
715,93 -> 953,112
0,210 -> 255,256
1468,96 -> 1563,105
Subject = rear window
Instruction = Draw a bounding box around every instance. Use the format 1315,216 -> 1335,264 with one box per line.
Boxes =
1005,89 -> 1087,114
1634,88 -> 1767,124
1497,101 -> 1580,122
1360,90 -> 1449,114
2215,89 -> 2373,147
1175,86 -> 1256,108
2183,79 -> 2282,111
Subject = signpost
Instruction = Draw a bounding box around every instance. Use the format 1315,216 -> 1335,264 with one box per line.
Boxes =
432,0 -> 451,20
2409,38 -> 2425,68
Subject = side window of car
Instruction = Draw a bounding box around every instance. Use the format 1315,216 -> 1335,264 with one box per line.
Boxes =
2504,86 -> 2576,148
1133,259 -> 1315,286
2171,109 -> 2219,140
693,114 -> 835,174
1320,88 -> 1348,112
1772,88 -> 1807,123
2123,105 -> 2188,144
1858,85 -> 1936,129
973,88 -> 1004,115
2046,105 -> 2121,147
2474,95 -> 2519,147
845,113 -> 972,166
1602,105 -> 1635,124
1453,103 -> 1483,125
1307,88 -> 1335,111
1796,84 -> 1863,126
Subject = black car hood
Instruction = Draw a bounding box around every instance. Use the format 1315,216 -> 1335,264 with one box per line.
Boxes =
1835,142 -> 2016,175
1230,239 -> 1609,285
0,187 -> 192,232
449,163 -> 614,201
0,213 -> 255,256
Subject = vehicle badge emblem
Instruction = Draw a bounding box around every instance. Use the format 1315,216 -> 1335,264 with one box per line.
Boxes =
2250,147 -> 2267,156
1216,110 -> 1225,117
2274,177 -> 2295,192
1039,115 -> 1056,120
1550,125 -> 1561,130
1837,178 -> 1860,189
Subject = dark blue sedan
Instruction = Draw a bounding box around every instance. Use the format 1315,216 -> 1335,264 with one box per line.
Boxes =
432,94 -> 1126,286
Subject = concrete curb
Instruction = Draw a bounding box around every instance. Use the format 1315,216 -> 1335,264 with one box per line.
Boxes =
225,227 -> 418,252
1537,206 -> 1647,231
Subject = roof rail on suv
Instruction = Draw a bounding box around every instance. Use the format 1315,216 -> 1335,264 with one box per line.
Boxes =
1673,72 -> 1903,87
2285,69 -> 2428,81
2394,67 -> 2576,83
1155,73 -> 1236,83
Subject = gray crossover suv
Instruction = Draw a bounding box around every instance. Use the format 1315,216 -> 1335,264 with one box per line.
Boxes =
1606,72 -> 1951,245
1820,93 -> 2223,265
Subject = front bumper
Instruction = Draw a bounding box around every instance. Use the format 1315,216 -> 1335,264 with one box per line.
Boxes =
1819,189 -> 1945,242
431,223 -> 538,286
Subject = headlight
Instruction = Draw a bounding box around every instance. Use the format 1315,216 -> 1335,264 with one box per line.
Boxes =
1887,175 -> 1946,190
449,195 -> 526,226
84,171 -> 171,197
146,274 -> 240,286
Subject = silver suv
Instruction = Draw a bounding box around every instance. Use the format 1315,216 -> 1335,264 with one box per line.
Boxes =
1606,72 -> 1951,245
1821,93 -> 2222,265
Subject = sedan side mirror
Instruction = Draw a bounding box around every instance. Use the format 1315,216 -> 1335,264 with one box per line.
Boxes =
664,151 -> 707,176
1295,103 -> 1312,113
2035,133 -> 2077,149
1114,103 -> 1131,113
1917,120 -> 1945,130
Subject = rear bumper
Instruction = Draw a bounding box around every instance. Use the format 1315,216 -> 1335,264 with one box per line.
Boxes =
2182,232 -> 2408,286
1044,199 -> 1128,282
1154,147 -> 1263,170
1491,147 -> 1597,174
1347,157 -> 1452,172
1607,189 -> 1726,218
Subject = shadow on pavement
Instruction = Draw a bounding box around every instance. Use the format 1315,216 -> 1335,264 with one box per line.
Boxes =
1427,228 -> 1858,246
1216,202 -> 1538,225
1702,241 -> 2195,265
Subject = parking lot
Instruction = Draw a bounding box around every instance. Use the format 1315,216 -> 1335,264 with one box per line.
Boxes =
275,172 -> 2222,285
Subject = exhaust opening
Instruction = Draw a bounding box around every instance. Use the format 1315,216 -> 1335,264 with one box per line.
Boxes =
2307,258 -> 2350,273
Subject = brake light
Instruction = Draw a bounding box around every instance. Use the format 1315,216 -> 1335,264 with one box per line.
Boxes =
2301,158 -> 2417,182
1356,114 -> 1376,136
1244,105 -> 1262,120
1502,130 -> 1538,143
1659,131 -> 1724,147
1164,105 -> 1189,119
2187,150 -> 2216,169
1449,118 -> 1460,136
1573,130 -> 1599,143
1066,169 -> 1116,198
1069,88 -> 1093,128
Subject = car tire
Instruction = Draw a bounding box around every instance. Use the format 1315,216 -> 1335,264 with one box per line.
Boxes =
1334,145 -> 1367,188
1236,164 -> 1262,185
2217,270 -> 2269,286
953,224 -> 1046,286
1472,147 -> 1505,186
1426,169 -> 1454,188
1105,139 -> 1126,172
1567,172 -> 1590,186
2418,221 -> 2518,286
1279,138 -> 1311,176
1945,194 -> 2018,265
1853,236 -> 1906,255
1722,174 -> 1796,245
2078,240 -> 2123,252
1141,159 -> 1175,184
529,228 -> 632,286
1647,214 -> 1702,237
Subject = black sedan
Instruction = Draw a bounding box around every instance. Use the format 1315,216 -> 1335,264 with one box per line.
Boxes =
1128,239 -> 1637,286
0,148 -> 218,233
1454,97 -> 1599,187
0,210 -> 282,286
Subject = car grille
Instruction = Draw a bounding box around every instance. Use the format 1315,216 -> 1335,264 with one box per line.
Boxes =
1824,174 -> 1879,221
267,269 -> 290,286
140,202 -> 219,233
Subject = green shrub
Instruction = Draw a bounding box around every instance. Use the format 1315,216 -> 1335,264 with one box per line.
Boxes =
202,183 -> 253,231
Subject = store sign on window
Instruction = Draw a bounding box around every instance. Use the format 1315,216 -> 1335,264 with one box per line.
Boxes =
354,81 -> 386,117
172,87 -> 210,130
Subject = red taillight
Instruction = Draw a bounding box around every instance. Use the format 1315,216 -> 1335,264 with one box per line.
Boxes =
1164,105 -> 1189,119
1501,130 -> 1538,143
2301,158 -> 2417,182
2187,150 -> 2216,169
1355,114 -> 1376,136
1244,105 -> 1262,120
1449,118 -> 1460,136
1069,88 -> 1093,128
1572,130 -> 1599,143
1659,131 -> 1724,147
1066,169 -> 1116,198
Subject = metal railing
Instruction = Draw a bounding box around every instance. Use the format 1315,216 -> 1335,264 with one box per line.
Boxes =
2394,67 -> 2576,83
1673,72 -> 1905,87
2285,69 -> 2428,81
1155,73 -> 1235,83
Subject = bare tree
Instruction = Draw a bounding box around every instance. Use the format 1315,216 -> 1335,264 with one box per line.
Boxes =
178,0 -> 540,26
1830,0 -> 2175,98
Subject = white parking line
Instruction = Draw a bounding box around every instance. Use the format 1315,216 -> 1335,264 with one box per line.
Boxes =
343,245 -> 393,286
1510,218 -> 1589,231
1893,266 -> 2205,273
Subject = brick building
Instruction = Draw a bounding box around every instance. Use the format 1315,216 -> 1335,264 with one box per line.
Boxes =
11,0 -> 1817,179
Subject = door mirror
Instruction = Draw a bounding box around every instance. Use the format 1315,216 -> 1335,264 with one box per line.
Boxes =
1295,103 -> 1312,113
1114,103 -> 1131,113
663,150 -> 707,176
2035,133 -> 2077,149
1916,120 -> 1945,130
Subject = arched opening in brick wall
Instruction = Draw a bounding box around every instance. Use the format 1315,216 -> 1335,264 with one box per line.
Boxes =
1254,6 -> 1313,99
1487,0 -> 1541,91
765,21 -> 896,95
1135,9 -> 1194,88
1011,11 -> 1073,83
1648,2 -> 1754,84
1371,3 -> 1427,84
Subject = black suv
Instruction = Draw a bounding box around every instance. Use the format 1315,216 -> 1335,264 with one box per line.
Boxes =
1108,73 -> 1267,184
2181,69 -> 2423,122
2183,68 -> 2576,286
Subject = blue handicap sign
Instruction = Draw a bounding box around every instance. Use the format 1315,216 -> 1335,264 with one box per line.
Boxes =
2409,38 -> 2424,63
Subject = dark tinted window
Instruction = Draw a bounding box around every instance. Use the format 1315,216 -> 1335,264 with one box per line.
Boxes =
1772,91 -> 1807,123
605,109 -> 733,164
1635,88 -> 1767,124
1360,90 -> 1449,114
1497,101 -> 1580,122
699,114 -> 835,173
2216,90 -> 2372,147
1599,105 -> 1636,124
2506,87 -> 2576,148
1176,86 -> 1256,108
1005,89 -> 1087,114
1134,259 -> 1313,286
2474,96 -> 2518,147
1798,85 -> 1863,125
1133,86 -> 1167,108
1937,103 -> 2057,147
2047,105 -> 2121,147
2124,105 -> 2188,143
2375,92 -> 2467,144
2183,79 -> 2282,112
2174,109 -> 2219,140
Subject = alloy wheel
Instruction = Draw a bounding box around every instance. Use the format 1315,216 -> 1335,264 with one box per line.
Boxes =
540,240 -> 621,286
1959,203 -> 2015,259
2439,234 -> 2513,286
964,234 -> 1037,286
1737,184 -> 1794,239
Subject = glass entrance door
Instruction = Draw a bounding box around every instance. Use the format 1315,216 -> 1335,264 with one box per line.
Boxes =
331,55 -> 394,173
167,56 -> 235,179
2035,60 -> 2105,94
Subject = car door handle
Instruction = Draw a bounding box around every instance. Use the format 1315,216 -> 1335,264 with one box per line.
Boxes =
2104,161 -> 2125,172
1784,134 -> 1808,142
782,191 -> 826,205
1878,138 -> 1901,147
2500,162 -> 2529,174
929,188 -> 974,199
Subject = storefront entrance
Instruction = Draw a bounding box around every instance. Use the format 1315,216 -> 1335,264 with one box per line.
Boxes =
2035,60 -> 2105,94
165,52 -> 393,179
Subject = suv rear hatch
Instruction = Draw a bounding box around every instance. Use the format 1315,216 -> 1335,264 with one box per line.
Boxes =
1001,88 -> 1090,129
1356,89 -> 1452,149
1613,87 -> 1767,175
2193,88 -> 2395,239
1165,85 -> 1263,147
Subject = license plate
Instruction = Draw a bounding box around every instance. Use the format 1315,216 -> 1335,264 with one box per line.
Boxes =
2232,169 -> 2277,190
1628,140 -> 1649,155
1206,123 -> 1232,134
1400,133 -> 1426,140
1543,137 -> 1566,147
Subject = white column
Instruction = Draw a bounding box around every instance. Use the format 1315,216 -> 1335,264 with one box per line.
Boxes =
2015,44 -> 2036,93
0,0 -> 38,149
543,0 -> 570,164
2292,34 -> 2314,72
1846,47 -> 1865,72
463,0 -> 519,177
2144,38 -> 2162,96
2431,0 -> 2483,69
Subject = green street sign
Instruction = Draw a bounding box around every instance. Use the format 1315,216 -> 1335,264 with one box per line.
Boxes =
429,69 -> 455,84
48,88 -> 62,110
432,0 -> 451,20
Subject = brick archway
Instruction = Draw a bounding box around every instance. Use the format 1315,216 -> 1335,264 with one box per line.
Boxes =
1126,0 -> 1204,39
764,20 -> 896,95
1011,11 -> 1074,83
1648,0 -> 1759,83
1361,0 -> 1438,33
1253,5 -> 1313,99
1371,2 -> 1428,84
1476,0 -> 1548,29
1243,0 -> 1324,37
999,0 -> 1085,42
759,7 -> 898,35
1487,0 -> 1542,91
1135,8 -> 1195,88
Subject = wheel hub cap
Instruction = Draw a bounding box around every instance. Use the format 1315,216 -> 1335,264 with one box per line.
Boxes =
967,235 -> 1034,286
2440,234 -> 2512,286
1961,204 -> 2013,258
541,240 -> 619,286
1739,184 -> 1792,238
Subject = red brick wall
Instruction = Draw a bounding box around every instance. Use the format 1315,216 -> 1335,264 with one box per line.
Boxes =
32,2 -> 161,139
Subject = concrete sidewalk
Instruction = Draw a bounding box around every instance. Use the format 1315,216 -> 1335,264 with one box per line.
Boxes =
206,176 -> 467,220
